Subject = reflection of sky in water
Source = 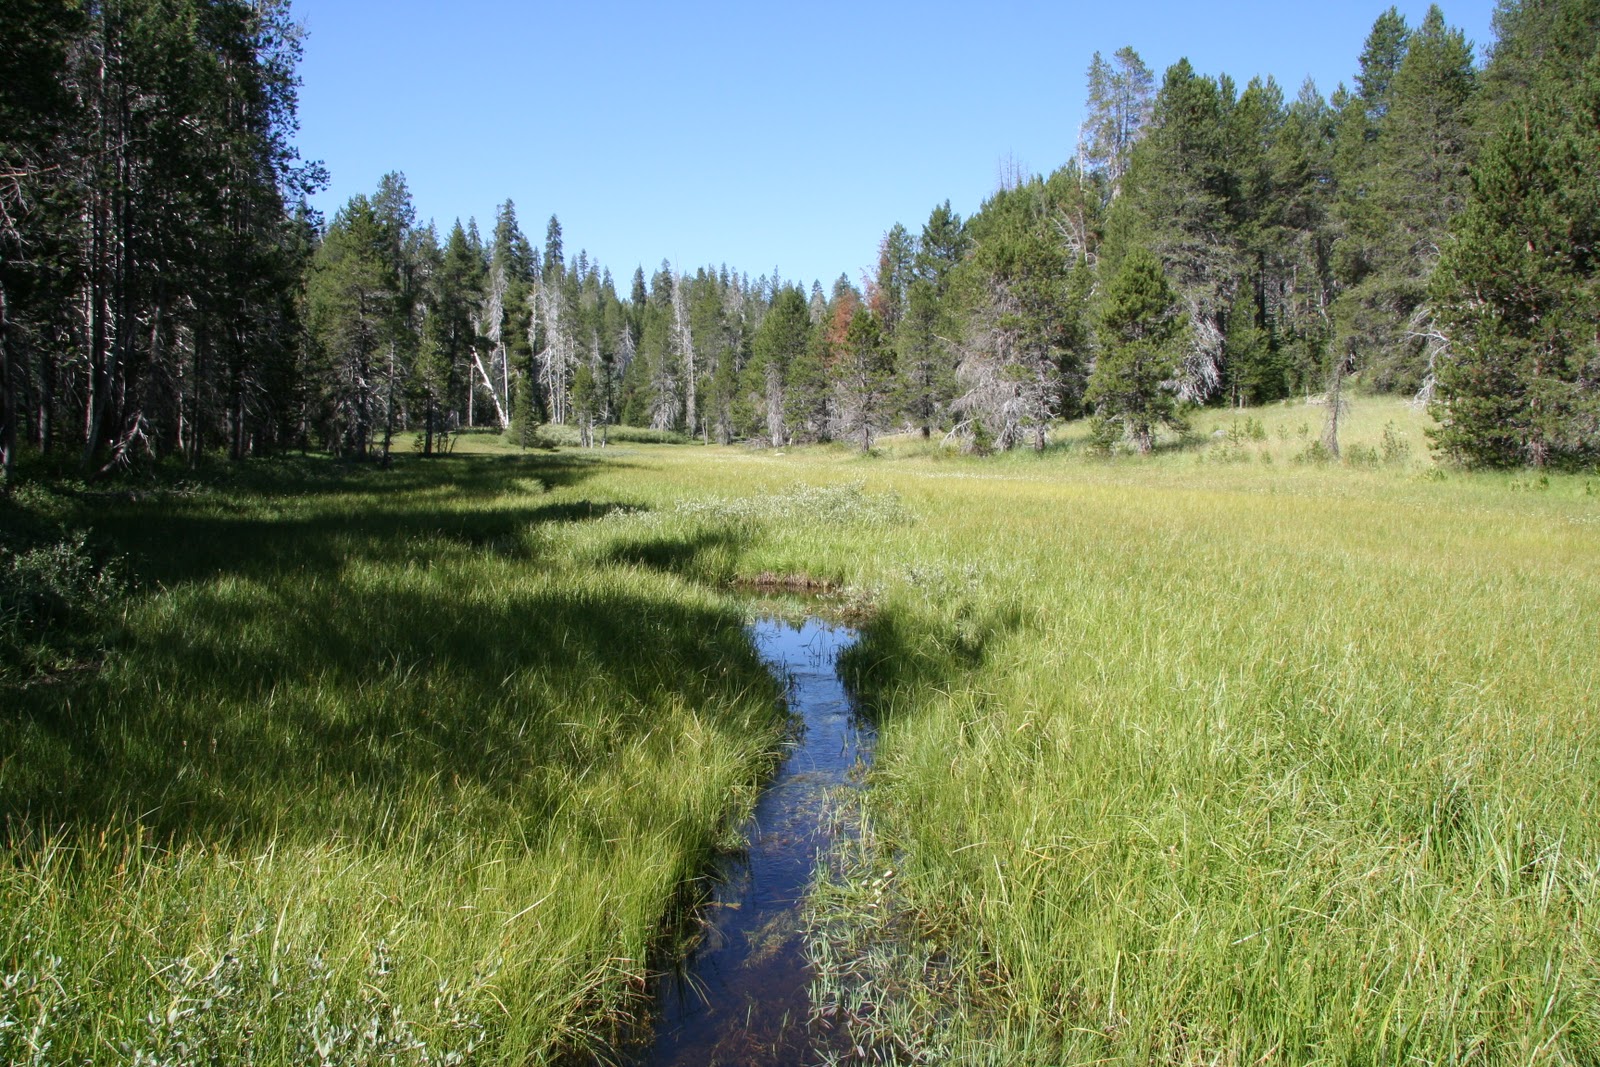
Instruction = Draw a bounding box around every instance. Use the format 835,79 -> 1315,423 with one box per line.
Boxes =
636,616 -> 870,1067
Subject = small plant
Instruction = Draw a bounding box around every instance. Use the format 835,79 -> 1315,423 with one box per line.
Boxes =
0,529 -> 124,681
1084,417 -> 1119,456
1344,443 -> 1381,468
1380,421 -> 1411,465
1295,440 -> 1333,465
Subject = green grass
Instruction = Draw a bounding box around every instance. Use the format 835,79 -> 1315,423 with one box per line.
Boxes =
0,454 -> 790,1064
3,400 -> 1597,1064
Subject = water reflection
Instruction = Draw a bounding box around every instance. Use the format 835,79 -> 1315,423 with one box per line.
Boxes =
636,616 -> 870,1067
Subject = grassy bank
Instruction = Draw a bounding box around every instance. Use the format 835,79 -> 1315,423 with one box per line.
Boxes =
3,396 -> 1597,1064
0,454 -> 794,1064
787,405 -> 1600,1064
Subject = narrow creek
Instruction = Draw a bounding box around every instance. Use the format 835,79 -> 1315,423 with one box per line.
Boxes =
633,614 -> 871,1067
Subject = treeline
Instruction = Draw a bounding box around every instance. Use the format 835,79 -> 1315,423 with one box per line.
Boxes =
0,0 -> 318,484
2,1 -> 1596,483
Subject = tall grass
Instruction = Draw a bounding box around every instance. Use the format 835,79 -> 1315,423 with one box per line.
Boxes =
0,454 -> 788,1064
3,397 -> 1597,1064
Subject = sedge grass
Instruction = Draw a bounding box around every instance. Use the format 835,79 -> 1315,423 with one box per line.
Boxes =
1,454 -> 788,1064
3,403 -> 1598,1064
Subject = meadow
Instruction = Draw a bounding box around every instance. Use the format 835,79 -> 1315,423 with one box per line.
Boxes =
2,395 -> 1597,1065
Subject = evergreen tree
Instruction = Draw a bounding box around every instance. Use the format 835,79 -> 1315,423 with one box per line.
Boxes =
1430,52 -> 1600,466
428,220 -> 484,439
952,174 -> 1083,451
1088,248 -> 1188,452
916,200 -> 971,296
746,286 -> 809,445
1109,59 -> 1238,402
307,195 -> 397,457
1079,46 -> 1155,197
835,306 -> 894,450
1333,6 -> 1477,394
1478,0 -> 1600,122
895,277 -> 949,438
872,223 -> 915,336
0,0 -> 84,486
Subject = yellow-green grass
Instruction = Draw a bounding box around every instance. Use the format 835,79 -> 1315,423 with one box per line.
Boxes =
1,455 -> 789,1063
4,403 -> 1598,1065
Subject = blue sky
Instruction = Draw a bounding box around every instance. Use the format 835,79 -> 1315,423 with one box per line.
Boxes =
293,1 -> 1498,290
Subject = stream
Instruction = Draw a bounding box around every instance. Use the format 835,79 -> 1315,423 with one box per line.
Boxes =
633,614 -> 871,1067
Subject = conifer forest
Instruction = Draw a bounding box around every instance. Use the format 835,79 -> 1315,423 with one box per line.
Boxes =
3,1 -> 1597,476
2,2 -> 1598,1065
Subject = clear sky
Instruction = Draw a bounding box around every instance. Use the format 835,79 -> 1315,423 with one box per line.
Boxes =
292,1 -> 1498,290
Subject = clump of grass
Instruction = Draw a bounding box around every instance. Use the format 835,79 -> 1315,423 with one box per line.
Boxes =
674,481 -> 908,527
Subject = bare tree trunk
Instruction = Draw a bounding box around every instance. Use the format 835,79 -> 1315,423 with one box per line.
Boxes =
471,350 -> 508,427
673,274 -> 696,438
1323,351 -> 1346,459
380,341 -> 397,467
189,321 -> 205,466
0,281 -> 14,489
765,364 -> 785,446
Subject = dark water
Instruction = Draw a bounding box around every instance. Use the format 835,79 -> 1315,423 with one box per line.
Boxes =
635,616 -> 870,1067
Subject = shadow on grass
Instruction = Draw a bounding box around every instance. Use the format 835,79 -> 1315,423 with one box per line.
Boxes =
0,451 -> 782,849
839,600 -> 1024,727
2,449 -> 1011,855
2,551 -> 775,850
83,453 -> 637,587
604,527 -> 748,584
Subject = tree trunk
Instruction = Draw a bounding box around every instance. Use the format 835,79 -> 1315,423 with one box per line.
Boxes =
380,342 -> 397,467
0,280 -> 14,489
1322,352 -> 1346,459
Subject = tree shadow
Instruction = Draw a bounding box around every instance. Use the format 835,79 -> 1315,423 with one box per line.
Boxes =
604,527 -> 749,584
839,600 -> 1023,727
3,540 -> 777,849
83,453 -> 638,587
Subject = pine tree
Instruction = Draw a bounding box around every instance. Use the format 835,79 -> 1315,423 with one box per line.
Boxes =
871,224 -> 915,336
1333,6 -> 1477,394
836,307 -> 893,450
1088,248 -> 1188,452
1478,0 -> 1600,122
1109,59 -> 1238,402
0,0 -> 84,486
1430,51 -> 1600,466
746,286 -> 809,445
307,195 -> 397,457
1079,46 -> 1155,197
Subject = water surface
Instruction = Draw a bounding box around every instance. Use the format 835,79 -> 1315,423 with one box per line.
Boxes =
635,616 -> 870,1067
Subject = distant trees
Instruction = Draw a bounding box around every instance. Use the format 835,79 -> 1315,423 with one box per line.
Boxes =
1429,13 -> 1600,468
3,1 -> 1591,474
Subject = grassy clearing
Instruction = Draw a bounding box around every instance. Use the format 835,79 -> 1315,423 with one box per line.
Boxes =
786,401 -> 1600,1065
3,397 -> 1597,1064
0,454 -> 793,1064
